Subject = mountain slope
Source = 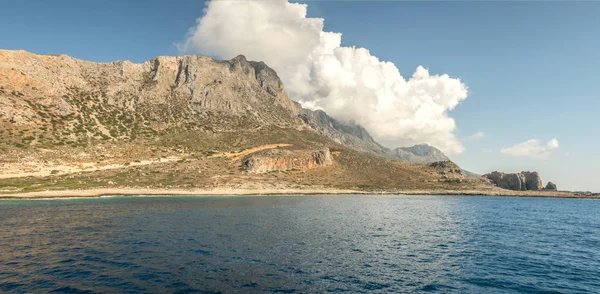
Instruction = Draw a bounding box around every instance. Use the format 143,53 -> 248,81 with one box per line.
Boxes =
0,50 -> 489,194
294,102 -> 390,156
392,144 -> 450,163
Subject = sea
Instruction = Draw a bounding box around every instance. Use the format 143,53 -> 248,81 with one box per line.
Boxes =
0,195 -> 599,293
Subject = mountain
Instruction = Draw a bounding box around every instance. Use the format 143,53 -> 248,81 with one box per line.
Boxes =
294,102 -> 390,157
295,108 -> 472,170
392,144 -> 450,163
0,50 -> 491,195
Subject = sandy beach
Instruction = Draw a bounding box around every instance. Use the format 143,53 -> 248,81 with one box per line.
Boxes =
1,187 -> 598,200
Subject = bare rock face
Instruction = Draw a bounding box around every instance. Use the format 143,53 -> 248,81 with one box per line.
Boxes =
242,148 -> 333,174
483,171 -> 549,191
506,173 -> 524,191
484,171 -> 511,189
523,171 -> 544,191
0,50 -> 303,139
428,161 -> 464,179
294,101 -> 388,156
545,182 -> 557,191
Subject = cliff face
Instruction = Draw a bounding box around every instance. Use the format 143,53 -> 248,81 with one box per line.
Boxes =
483,171 -> 550,191
241,148 -> 333,174
0,50 -> 302,146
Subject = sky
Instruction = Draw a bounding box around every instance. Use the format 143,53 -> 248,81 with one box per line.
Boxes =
1,0 -> 598,192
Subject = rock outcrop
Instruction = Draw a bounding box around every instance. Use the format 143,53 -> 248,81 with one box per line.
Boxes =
428,161 -> 464,180
545,182 -> 557,191
523,171 -> 544,191
241,148 -> 333,174
483,171 -> 553,191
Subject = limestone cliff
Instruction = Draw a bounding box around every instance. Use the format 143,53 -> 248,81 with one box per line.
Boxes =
483,171 -> 552,191
241,148 -> 333,174
0,50 -> 302,145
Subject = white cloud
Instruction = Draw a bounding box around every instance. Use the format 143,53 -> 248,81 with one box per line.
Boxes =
547,138 -> 559,149
178,0 -> 469,154
501,138 -> 560,160
469,131 -> 486,140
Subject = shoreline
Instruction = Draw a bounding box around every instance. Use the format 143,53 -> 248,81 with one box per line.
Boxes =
1,187 -> 598,200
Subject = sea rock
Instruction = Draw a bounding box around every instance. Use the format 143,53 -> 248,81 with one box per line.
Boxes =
545,182 -> 557,191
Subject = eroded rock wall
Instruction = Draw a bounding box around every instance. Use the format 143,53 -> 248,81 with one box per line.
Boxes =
242,148 -> 333,174
483,171 -> 551,191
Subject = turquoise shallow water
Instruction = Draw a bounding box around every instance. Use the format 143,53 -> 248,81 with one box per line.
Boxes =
0,195 -> 599,293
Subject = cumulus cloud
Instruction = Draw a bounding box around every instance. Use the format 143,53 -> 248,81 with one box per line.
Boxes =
178,0 -> 469,154
469,131 -> 486,140
547,138 -> 559,149
501,138 -> 560,160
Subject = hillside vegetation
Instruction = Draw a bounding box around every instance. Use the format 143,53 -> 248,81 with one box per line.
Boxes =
0,50 -> 492,195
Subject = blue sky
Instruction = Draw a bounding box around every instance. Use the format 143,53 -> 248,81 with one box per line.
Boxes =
1,1 -> 598,191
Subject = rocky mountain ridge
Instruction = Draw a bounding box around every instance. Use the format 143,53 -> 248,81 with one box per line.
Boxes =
392,144 -> 450,163
0,49 -> 462,165
0,50 -> 303,141
0,50 -> 495,194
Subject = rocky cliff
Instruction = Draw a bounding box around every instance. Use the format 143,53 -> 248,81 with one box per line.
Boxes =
0,50 -> 303,148
242,148 -> 333,174
483,171 -> 553,191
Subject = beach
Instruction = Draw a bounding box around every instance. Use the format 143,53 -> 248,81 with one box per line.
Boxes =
1,187 -> 596,199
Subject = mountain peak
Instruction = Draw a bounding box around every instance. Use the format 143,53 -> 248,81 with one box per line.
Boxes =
392,144 -> 449,163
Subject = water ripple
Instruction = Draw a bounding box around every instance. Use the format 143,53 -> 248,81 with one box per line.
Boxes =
0,195 -> 599,293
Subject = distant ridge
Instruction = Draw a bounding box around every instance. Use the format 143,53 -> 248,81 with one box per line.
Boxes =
392,144 -> 450,163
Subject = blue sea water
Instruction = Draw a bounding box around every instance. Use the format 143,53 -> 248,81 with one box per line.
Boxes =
0,195 -> 599,293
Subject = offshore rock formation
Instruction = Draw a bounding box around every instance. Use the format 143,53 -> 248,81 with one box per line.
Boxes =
483,171 -> 552,191
241,148 -> 333,174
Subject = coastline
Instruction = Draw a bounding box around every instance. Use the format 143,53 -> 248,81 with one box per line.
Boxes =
1,187 -> 598,200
